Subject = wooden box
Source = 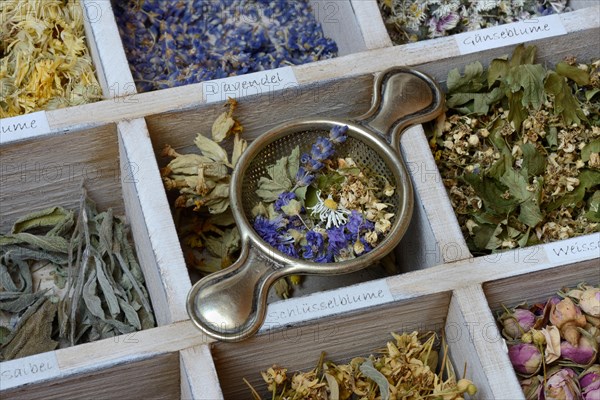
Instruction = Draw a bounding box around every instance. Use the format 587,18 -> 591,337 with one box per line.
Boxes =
1,0 -> 598,398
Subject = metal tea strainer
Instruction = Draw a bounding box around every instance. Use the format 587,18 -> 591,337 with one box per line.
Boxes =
187,67 -> 444,341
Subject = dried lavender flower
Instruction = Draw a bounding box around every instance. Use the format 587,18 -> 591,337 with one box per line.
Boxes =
113,0 -> 338,92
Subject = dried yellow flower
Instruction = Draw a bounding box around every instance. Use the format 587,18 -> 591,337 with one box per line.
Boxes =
0,0 -> 102,117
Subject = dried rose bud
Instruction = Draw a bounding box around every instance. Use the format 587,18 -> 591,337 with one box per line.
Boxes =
501,308 -> 536,339
579,288 -> 600,318
550,298 -> 588,346
520,375 -> 543,400
457,378 -> 478,396
580,365 -> 600,396
544,368 -> 581,400
508,343 -> 542,376
560,332 -> 598,366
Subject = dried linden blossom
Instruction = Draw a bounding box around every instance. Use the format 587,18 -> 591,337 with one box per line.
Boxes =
0,0 -> 102,118
246,331 -> 478,400
428,45 -> 599,254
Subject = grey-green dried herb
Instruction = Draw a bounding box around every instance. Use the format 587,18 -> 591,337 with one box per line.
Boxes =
246,331 -> 478,399
0,190 -> 155,361
428,45 -> 599,255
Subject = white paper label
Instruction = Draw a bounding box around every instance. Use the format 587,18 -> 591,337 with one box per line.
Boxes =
261,279 -> 394,330
0,111 -> 51,144
0,352 -> 61,390
201,66 -> 298,104
544,233 -> 600,265
455,14 -> 567,55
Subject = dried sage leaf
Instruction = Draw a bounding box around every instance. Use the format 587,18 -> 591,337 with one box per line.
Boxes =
359,359 -> 390,400
11,207 -> 72,234
1,299 -> 58,361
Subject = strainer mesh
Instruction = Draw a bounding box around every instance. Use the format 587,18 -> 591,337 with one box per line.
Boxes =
241,130 -> 401,221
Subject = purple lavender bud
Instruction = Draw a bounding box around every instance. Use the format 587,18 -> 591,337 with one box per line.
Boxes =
544,368 -> 581,400
560,334 -> 597,366
274,191 -> 296,212
304,158 -> 324,172
295,167 -> 314,187
501,308 -> 536,339
329,125 -> 348,145
508,343 -> 542,376
310,136 -> 335,161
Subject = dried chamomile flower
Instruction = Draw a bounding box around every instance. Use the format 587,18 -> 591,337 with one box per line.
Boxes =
428,45 -> 599,254
246,331 -> 478,399
379,0 -> 570,45
0,0 -> 102,117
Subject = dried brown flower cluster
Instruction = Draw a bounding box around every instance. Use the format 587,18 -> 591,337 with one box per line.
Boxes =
247,331 -> 477,400
0,0 -> 102,117
429,45 -> 599,254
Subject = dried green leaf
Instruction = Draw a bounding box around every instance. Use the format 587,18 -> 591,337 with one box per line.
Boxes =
281,199 -> 303,216
582,139 -> 600,162
83,270 -> 105,320
1,299 -> 58,361
324,372 -> 340,399
231,133 -> 247,167
11,207 -> 72,234
194,133 -> 229,164
549,169 -> 600,211
256,155 -> 294,201
544,71 -> 586,125
212,111 -> 235,143
505,64 -> 546,110
447,61 -> 485,93
487,57 -> 510,87
521,142 -> 546,177
0,291 -> 46,313
584,191 -> 600,222
287,146 -> 300,181
509,44 -> 537,67
117,298 -> 141,330
0,233 -> 69,254
463,173 -> 517,214
556,62 -> 590,86
0,326 -> 11,345
95,258 -> 120,317
359,359 -> 390,400
446,87 -> 504,115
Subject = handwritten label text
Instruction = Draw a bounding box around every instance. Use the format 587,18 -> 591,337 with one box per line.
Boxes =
0,111 -> 51,144
201,66 -> 298,104
0,352 -> 61,390
545,233 -> 600,265
261,279 -> 394,330
455,14 -> 567,55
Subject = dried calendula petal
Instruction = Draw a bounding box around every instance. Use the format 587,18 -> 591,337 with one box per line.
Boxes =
0,0 -> 102,117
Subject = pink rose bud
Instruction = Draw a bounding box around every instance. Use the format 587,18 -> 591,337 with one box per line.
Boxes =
544,368 -> 582,400
502,308 -> 536,339
509,343 -> 542,376
550,298 -> 587,346
579,364 -> 600,392
579,288 -> 600,317
561,334 -> 598,366
521,375 -> 543,400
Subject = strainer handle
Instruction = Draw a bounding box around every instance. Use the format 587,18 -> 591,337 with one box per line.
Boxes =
186,244 -> 284,342
355,67 -> 444,148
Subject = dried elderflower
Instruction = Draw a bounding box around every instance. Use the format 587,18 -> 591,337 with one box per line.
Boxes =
113,0 -> 338,92
428,45 -> 599,254
378,0 -> 570,45
246,331 -> 478,399
0,190 -> 155,361
496,282 -> 600,399
252,126 -> 395,263
0,0 -> 102,117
